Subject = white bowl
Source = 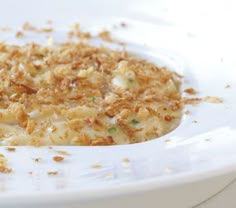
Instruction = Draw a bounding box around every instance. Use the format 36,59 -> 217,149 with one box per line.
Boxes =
0,0 -> 236,207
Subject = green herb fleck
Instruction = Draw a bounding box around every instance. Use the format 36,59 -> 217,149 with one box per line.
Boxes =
107,127 -> 116,133
91,97 -> 96,103
131,119 -> 139,125
128,78 -> 134,83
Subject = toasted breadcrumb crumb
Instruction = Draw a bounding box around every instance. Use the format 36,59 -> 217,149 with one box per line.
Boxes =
54,150 -> 71,156
203,96 -> 223,103
121,158 -> 130,163
98,30 -> 114,42
184,110 -> 190,115
32,158 -> 41,162
22,22 -> 53,33
164,115 -> 172,122
182,97 -> 202,105
39,27 -> 53,33
5,147 -> 16,152
0,27 -> 12,31
47,171 -> 58,176
15,31 -> 24,38
26,119 -> 35,135
184,88 -> 197,95
90,164 -> 102,169
53,156 -> 64,162
0,154 -> 12,173
22,22 -> 37,31
67,23 -> 90,39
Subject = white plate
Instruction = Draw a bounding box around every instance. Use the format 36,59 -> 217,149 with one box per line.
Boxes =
0,0 -> 236,207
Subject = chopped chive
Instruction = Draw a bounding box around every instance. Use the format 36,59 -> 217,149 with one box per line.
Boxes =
128,78 -> 134,83
107,127 -> 116,133
131,119 -> 139,125
91,97 -> 96,103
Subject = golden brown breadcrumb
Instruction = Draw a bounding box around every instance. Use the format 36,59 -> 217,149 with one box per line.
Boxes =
97,30 -> 114,42
47,171 -> 58,175
22,22 -> 53,33
203,96 -> 223,103
32,158 -> 41,162
5,147 -> 16,152
90,164 -> 102,169
184,88 -> 197,95
15,31 -> 24,38
0,154 -> 12,173
53,156 -> 64,162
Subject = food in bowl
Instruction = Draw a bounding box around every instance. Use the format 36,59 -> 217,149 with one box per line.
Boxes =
0,42 -> 182,145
